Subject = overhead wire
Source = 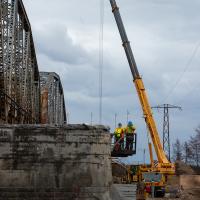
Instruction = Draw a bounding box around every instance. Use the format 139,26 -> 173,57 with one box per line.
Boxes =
99,0 -> 104,124
173,73 -> 200,105
161,41 -> 200,104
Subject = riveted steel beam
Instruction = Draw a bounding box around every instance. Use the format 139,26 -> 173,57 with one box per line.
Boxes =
0,0 -> 40,124
40,72 -> 67,125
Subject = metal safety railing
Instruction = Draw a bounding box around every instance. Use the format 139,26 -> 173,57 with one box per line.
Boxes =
111,133 -> 137,157
0,89 -> 37,124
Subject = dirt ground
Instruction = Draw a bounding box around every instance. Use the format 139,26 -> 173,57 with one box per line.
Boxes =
175,162 -> 200,200
180,188 -> 200,200
164,177 -> 200,200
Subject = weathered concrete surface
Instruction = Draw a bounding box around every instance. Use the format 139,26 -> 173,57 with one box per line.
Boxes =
0,124 -> 112,200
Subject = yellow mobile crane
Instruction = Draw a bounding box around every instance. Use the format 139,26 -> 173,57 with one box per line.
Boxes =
109,0 -> 175,197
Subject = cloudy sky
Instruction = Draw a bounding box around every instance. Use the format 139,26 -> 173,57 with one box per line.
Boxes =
24,0 -> 200,163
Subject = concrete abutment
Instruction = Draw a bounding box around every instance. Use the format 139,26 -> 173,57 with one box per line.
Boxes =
0,124 -> 112,200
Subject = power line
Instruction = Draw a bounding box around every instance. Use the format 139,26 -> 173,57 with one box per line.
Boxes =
99,0 -> 104,124
174,84 -> 200,106
174,73 -> 200,106
161,41 -> 200,103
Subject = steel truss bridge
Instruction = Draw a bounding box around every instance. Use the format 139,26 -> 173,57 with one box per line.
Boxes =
0,0 -> 66,125
40,72 -> 66,125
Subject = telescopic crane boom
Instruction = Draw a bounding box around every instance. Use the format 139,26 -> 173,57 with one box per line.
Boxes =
109,0 -> 174,173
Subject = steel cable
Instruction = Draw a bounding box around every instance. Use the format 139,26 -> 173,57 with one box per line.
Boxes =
99,0 -> 104,124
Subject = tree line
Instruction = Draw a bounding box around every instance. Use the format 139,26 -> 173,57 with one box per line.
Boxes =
172,126 -> 200,166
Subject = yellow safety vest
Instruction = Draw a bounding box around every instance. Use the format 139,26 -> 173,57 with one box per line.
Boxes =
114,128 -> 123,138
125,126 -> 136,135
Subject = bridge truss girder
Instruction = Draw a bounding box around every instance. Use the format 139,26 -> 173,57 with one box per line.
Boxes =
0,0 -> 40,124
40,72 -> 66,125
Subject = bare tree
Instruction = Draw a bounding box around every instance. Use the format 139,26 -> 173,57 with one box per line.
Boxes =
172,126 -> 200,166
186,126 -> 200,166
183,142 -> 188,164
189,136 -> 200,166
172,139 -> 183,162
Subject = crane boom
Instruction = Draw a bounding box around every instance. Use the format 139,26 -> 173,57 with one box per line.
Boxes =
109,0 -> 174,170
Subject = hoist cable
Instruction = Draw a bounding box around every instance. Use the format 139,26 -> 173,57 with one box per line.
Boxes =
99,0 -> 104,124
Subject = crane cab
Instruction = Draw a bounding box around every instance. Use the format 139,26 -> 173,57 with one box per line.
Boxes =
140,172 -> 166,198
111,133 -> 137,157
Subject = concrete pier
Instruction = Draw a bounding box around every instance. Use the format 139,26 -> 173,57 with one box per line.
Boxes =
0,124 -> 112,200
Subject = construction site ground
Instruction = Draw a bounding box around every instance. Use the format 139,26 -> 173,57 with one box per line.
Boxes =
147,190 -> 200,200
111,184 -> 137,200
147,161 -> 200,200
110,182 -> 200,200
112,161 -> 200,200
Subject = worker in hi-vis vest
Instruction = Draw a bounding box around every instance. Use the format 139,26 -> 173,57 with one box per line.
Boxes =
125,121 -> 136,150
114,123 -> 124,150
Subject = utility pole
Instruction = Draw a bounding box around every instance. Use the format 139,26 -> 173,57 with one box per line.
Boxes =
115,113 -> 117,128
66,112 -> 70,124
91,112 -> 93,125
152,104 -> 181,161
126,110 -> 130,124
143,148 -> 146,165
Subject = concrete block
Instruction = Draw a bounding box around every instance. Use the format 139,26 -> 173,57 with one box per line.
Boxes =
0,124 -> 112,200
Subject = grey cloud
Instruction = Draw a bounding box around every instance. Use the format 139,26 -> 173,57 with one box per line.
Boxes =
34,23 -> 89,65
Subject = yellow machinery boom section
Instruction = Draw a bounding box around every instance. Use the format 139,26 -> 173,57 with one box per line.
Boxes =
109,0 -> 175,174
148,142 -> 154,167
134,79 -> 168,164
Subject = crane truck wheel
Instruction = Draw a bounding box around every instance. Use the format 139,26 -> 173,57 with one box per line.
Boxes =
154,187 -> 165,197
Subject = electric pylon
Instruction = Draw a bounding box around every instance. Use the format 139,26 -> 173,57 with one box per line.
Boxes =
152,104 -> 181,161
